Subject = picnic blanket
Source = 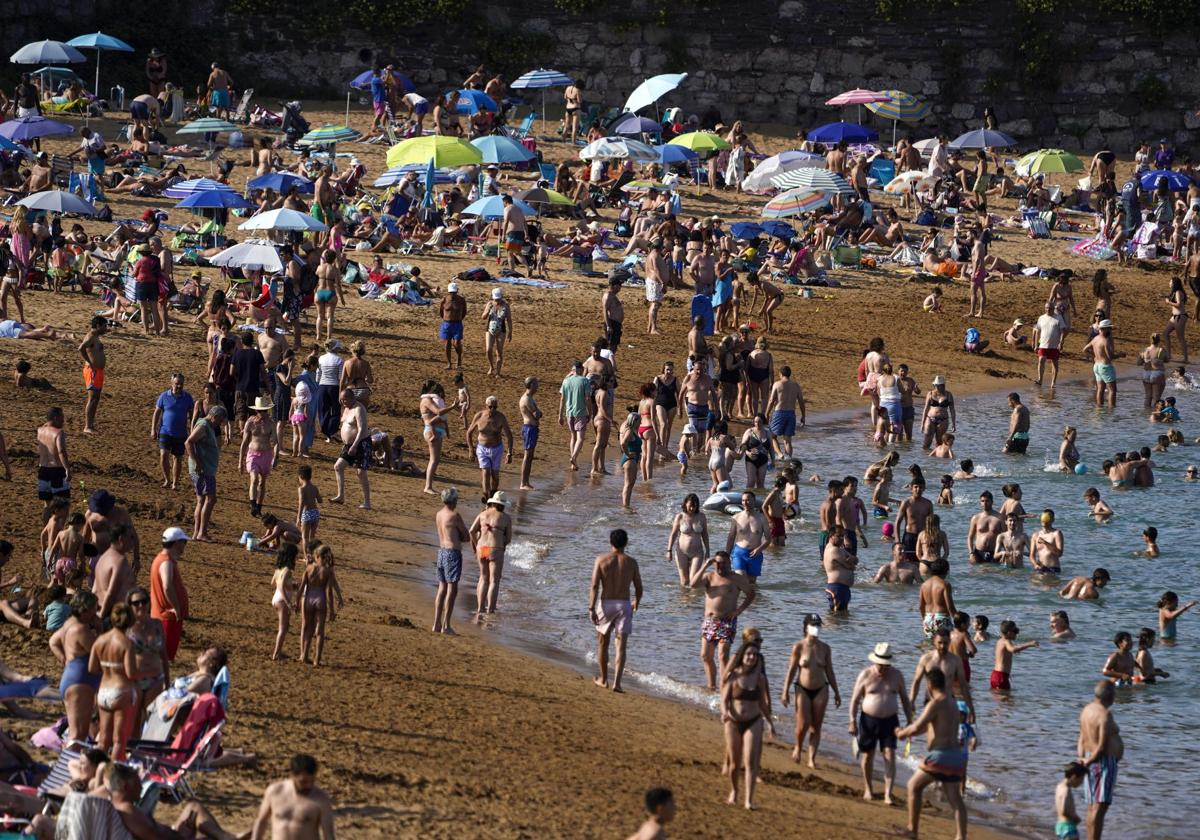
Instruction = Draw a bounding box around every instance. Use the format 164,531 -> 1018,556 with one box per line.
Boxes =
459,267 -> 567,290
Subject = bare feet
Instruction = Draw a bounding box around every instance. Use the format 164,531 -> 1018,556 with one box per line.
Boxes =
329,496 -> 344,504
807,757 -> 817,770
863,790 -> 875,802
791,747 -> 801,762
883,793 -> 895,806
726,791 -> 737,805
358,503 -> 371,510
423,487 -> 437,495
82,428 -> 96,435
611,684 -> 624,693
593,677 -> 607,688
519,484 -> 533,490
161,480 -> 171,488
442,626 -> 456,635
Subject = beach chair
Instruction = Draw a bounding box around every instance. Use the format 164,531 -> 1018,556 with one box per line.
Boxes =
231,88 -> 254,123
213,666 -> 230,708
135,721 -> 225,802
49,155 -> 74,188
507,112 -> 536,140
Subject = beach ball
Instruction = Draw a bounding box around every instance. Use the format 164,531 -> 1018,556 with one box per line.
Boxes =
1074,464 -> 1087,475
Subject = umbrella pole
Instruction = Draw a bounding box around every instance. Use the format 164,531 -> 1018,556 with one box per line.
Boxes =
345,92 -> 350,127
540,89 -> 546,138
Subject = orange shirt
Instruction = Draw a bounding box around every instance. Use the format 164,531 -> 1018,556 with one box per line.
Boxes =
150,549 -> 189,621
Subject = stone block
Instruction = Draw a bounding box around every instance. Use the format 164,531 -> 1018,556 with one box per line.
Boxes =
951,103 -> 974,121
779,0 -> 805,19
809,72 -> 824,94
1097,109 -> 1130,129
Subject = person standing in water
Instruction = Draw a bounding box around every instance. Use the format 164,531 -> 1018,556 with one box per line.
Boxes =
1084,319 -> 1118,408
589,529 -> 643,693
666,494 -> 709,586
518,377 -> 541,490
433,488 -> 470,634
470,491 -> 512,618
725,491 -> 770,583
1003,392 -> 1031,454
1077,680 -> 1123,840
765,365 -> 805,457
781,613 -> 841,768
689,550 -> 755,691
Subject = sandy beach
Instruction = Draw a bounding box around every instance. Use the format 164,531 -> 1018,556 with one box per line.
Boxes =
0,104 -> 1176,837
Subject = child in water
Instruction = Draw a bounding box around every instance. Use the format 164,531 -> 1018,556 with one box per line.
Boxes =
937,475 -> 954,506
956,700 -> 978,796
1140,527 -> 1159,558
1135,627 -> 1169,684
990,619 -> 1038,691
1083,488 -> 1113,522
1158,591 -> 1197,641
952,459 -> 976,480
871,467 -> 893,516
930,433 -> 955,459
676,423 -> 697,478
1054,762 -> 1086,840
972,614 -> 991,643
1101,631 -> 1139,685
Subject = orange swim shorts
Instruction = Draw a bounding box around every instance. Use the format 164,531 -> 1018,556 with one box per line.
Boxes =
83,365 -> 105,392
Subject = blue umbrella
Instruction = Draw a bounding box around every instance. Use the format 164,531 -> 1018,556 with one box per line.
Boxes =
657,144 -> 699,165
0,116 -> 73,142
349,68 -> 415,93
806,122 -> 878,144
446,89 -> 497,115
460,194 -> 538,220
67,32 -> 133,97
163,177 -> 233,200
950,129 -> 1017,150
30,67 -> 82,92
10,40 -> 86,65
510,69 -> 574,89
0,135 -> 31,156
175,190 -> 253,210
729,222 -> 765,240
761,221 -> 796,239
422,158 -> 436,209
470,135 -> 535,164
247,172 -> 314,195
611,114 -> 661,136
1140,169 -> 1193,192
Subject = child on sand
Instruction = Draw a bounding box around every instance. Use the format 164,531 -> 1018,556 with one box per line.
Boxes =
270,545 -> 297,661
1140,527 -> 1159,558
937,475 -> 954,506
973,614 -> 990,642
1055,762 -> 1085,840
1003,318 -> 1028,348
455,372 -> 470,429
297,465 -> 322,558
1158,591 -> 1196,641
298,544 -> 344,666
1135,627 -> 1169,684
1083,488 -> 1113,522
625,787 -> 675,840
289,382 -> 311,457
922,286 -> 944,313
990,619 -> 1038,690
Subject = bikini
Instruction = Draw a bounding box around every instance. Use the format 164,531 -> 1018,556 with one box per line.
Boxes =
747,363 -> 770,383
730,678 -> 762,734
96,659 -> 134,710
128,628 -> 165,692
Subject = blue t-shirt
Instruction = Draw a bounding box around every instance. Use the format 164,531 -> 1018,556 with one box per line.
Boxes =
157,389 -> 195,438
370,77 -> 387,104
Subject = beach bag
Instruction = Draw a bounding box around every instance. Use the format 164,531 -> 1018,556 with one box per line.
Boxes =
458,267 -> 491,284
915,209 -> 936,226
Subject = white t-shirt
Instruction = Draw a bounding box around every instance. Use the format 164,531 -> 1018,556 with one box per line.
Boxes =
317,352 -> 344,386
1035,313 -> 1065,349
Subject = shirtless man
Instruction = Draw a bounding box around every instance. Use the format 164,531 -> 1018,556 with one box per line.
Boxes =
826,141 -> 847,177
589,529 -> 643,693
874,542 -> 919,583
765,366 -> 805,457
1003,392 -> 1031,454
896,364 -> 918,441
996,512 -> 1028,567
518,377 -> 542,490
895,668 -> 968,840
1060,568 -> 1110,600
625,788 -> 675,840
501,195 -> 528,272
725,492 -> 770,583
331,389 -> 371,510
848,642 -> 913,804
895,479 -> 932,562
689,551 -> 755,690
689,243 -> 717,297
835,480 -> 863,555
432,489 -> 469,634
78,316 -> 107,434
822,527 -> 858,612
206,63 -> 234,121
251,754 -> 335,840
602,277 -> 625,354
682,363 -> 714,442
687,316 -> 713,376
92,525 -> 135,619
966,490 -> 1004,563
918,559 -> 957,637
1084,319 -> 1117,408
36,407 -> 71,507
239,397 -> 279,517
469,490 -> 512,616
1076,681 -> 1122,840
910,628 -> 974,720
466,395 -> 514,500
438,282 -> 466,369
1031,509 -> 1065,573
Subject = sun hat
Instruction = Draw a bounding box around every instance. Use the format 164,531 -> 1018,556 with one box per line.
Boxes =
868,642 -> 894,665
251,396 -> 274,412
295,381 -> 311,404
491,287 -> 503,299
161,526 -> 190,543
1098,319 -> 1113,329
1012,318 -> 1025,327
486,490 -> 508,507
447,282 -> 459,292
932,375 -> 946,385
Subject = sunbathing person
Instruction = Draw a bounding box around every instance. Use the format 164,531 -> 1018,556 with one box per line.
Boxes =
0,320 -> 67,340
107,163 -> 186,195
859,208 -> 906,246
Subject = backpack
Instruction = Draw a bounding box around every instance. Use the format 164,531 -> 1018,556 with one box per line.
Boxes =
457,267 -> 491,284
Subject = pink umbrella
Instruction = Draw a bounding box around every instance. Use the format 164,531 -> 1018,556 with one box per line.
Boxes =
825,88 -> 889,123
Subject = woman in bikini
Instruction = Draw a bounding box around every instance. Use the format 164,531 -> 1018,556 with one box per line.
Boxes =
747,270 -> 784,334
48,591 -> 99,744
920,376 -> 956,450
298,544 -> 342,666
916,514 -> 950,576
270,544 -> 297,661
636,383 -> 657,481
716,335 -> 742,423
419,381 -> 456,495
340,340 -> 374,407
781,614 -> 841,769
666,494 -> 710,586
313,250 -> 343,343
999,483 -> 1028,520
744,339 -> 773,418
125,588 -> 168,726
652,362 -> 680,463
591,379 -> 613,477
470,493 -> 513,616
1142,332 -> 1170,409
618,411 -> 641,509
195,289 -> 229,371
1163,276 -> 1189,363
738,414 -> 775,491
721,636 -> 773,809
88,602 -> 144,760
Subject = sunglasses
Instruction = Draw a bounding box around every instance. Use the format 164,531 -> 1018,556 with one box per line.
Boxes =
130,599 -> 149,607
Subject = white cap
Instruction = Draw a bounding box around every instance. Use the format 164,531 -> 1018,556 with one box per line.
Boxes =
491,287 -> 503,299
162,526 -> 190,543
932,375 -> 946,385
295,381 -> 312,404
447,282 -> 459,293
1098,319 -> 1113,329
682,423 -> 698,435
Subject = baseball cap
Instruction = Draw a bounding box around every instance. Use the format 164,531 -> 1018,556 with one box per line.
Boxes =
1098,319 -> 1113,329
491,287 -> 503,299
447,282 -> 459,292
162,526 -> 190,543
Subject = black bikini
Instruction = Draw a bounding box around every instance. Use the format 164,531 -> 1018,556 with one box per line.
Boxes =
731,679 -> 762,734
797,683 -> 826,701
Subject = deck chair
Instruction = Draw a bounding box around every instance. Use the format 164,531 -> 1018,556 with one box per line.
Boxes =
507,112 -> 536,140
537,162 -> 556,186
135,721 -> 225,802
212,666 -> 230,708
231,88 -> 254,123
49,155 -> 74,188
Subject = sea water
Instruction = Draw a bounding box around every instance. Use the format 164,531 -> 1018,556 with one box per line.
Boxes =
491,376 -> 1199,840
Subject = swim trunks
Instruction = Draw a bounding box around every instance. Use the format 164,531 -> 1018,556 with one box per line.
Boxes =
872,505 -> 888,519
844,531 -> 858,556
339,440 -> 372,470
769,409 -> 796,437
36,466 -> 70,501
1004,431 -> 1029,454
900,531 -> 918,560
921,747 -> 967,782
730,544 -> 763,578
605,317 -> 623,348
1092,362 -> 1116,384
1055,819 -> 1080,840
568,415 -> 588,433
856,712 -> 899,752
190,471 -> 216,497
245,448 -> 274,476
922,612 -> 953,637
685,402 -> 709,432
300,508 -> 320,524
817,529 -> 829,562
769,516 -> 785,539
436,548 -> 463,584
158,434 -> 185,457
989,669 -> 1011,690
701,614 -> 737,643
210,89 -> 231,108
1037,347 -> 1060,360
83,365 -> 105,392
1083,755 -> 1118,805
521,423 -> 539,451
475,442 -> 504,472
970,548 -> 996,564
593,598 -> 632,636
439,320 -> 463,341
825,581 -> 852,611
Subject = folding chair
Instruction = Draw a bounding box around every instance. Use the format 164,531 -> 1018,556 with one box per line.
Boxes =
537,163 -> 556,186
231,88 -> 255,123
507,112 -> 536,140
134,722 -> 225,802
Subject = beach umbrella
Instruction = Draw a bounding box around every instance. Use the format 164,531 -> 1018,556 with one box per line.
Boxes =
884,172 -> 935,195
0,116 -> 74,143
806,122 -> 878,145
386,135 -> 482,169
175,190 -> 253,210
209,240 -> 283,272
10,40 -> 86,65
1014,149 -> 1084,176
516,187 -> 574,206
730,222 -> 765,240
668,131 -> 732,153
762,188 -> 831,218
300,124 -> 361,145
762,221 -> 796,239
950,129 -> 1018,150
238,208 -> 327,232
348,69 -> 414,93
162,177 -> 233,199
460,194 -> 538,220
657,144 -> 699,165
373,165 -> 455,188
470,135 -> 536,164
17,190 -> 96,215
1139,169 -> 1193,191
510,68 -> 574,133
30,66 -> 83,91
246,172 -> 314,195
66,32 -> 132,98
445,89 -> 497,116
741,150 -> 824,194
0,135 -> 31,157
579,136 -> 659,162
177,117 -> 238,135
912,138 -> 939,157
611,114 -> 661,136
865,90 -> 930,148
620,180 -> 670,192
770,168 -> 855,195
825,88 -> 888,123
421,158 -> 436,209
624,73 -> 688,115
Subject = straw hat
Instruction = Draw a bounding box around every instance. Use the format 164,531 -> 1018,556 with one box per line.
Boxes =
486,490 -> 508,508
868,642 -> 894,665
251,396 -> 274,412
932,375 -> 946,386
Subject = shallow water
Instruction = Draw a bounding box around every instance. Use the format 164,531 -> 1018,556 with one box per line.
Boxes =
492,375 -> 1199,839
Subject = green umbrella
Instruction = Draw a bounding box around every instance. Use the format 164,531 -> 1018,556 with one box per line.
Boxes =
668,131 -> 731,152
386,135 -> 482,169
1014,149 -> 1084,176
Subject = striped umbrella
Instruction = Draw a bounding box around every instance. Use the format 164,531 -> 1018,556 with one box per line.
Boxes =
770,168 -> 854,195
865,90 -> 930,148
741,150 -> 825,194
510,68 -> 575,135
579,136 -> 659,162
386,135 -> 482,169
300,124 -> 361,145
177,117 -> 238,134
1014,149 -> 1084,177
668,131 -> 731,153
884,172 -> 935,195
163,177 -> 233,199
762,188 -> 830,218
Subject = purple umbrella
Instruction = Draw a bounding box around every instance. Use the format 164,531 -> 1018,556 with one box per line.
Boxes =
0,116 -> 74,142
611,114 -> 661,136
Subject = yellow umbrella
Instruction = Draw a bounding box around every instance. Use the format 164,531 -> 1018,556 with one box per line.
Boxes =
386,135 -> 482,169
668,131 -> 731,152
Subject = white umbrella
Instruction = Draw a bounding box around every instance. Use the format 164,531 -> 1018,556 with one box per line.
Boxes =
208,240 -> 283,273
884,172 -> 935,195
17,190 -> 95,215
238,208 -> 327,232
579,136 -> 658,162
741,150 -> 825,194
912,138 -> 939,157
10,40 -> 86,65
624,73 -> 688,115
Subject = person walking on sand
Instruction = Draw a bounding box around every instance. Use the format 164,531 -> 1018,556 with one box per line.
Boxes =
466,395 -> 514,500
721,633 -> 773,810
78,315 -> 107,434
296,464 -> 322,558
298,545 -> 342,667
482,288 -> 513,377
239,396 -> 278,518
849,642 -> 913,804
470,491 -> 512,617
250,753 -> 336,840
518,377 -> 542,490
689,550 -> 755,690
151,373 -> 194,490
1077,680 -> 1122,840
589,528 -> 643,693
782,613 -> 841,769
433,488 -> 470,634
269,545 -> 297,661
894,668 -> 968,840
184,405 -> 224,542
331,389 -> 371,510
36,406 -> 72,507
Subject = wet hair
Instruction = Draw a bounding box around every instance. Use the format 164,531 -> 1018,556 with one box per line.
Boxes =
1093,568 -> 1111,584
1113,630 -> 1131,647
645,787 -> 674,813
1064,761 -> 1087,779
1083,488 -> 1099,501
960,459 -> 974,473
953,611 -> 970,631
1000,619 -> 1018,637
978,490 -> 992,503
276,543 -> 299,570
610,529 -> 629,550
1138,627 -> 1156,648
926,667 -> 946,691
974,614 -> 989,629
827,480 -> 843,494
926,558 -> 949,578
1051,610 -> 1070,627
1158,591 -> 1179,608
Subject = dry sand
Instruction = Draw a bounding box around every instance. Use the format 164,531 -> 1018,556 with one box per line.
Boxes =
0,103 -> 1176,837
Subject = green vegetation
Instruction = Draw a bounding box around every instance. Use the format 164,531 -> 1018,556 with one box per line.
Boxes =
226,0 -> 468,37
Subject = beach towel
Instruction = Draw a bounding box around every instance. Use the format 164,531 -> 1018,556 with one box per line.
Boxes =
690,294 -> 714,337
54,792 -> 133,840
1072,236 -> 1116,261
0,677 -> 49,699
